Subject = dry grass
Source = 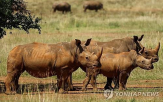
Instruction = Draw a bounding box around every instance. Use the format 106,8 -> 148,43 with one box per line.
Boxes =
0,0 -> 163,101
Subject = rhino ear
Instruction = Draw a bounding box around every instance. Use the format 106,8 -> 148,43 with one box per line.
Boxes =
138,34 -> 144,41
85,38 -> 92,46
75,39 -> 84,53
133,36 -> 138,42
75,39 -> 81,46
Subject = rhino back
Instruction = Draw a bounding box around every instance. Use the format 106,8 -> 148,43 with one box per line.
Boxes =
100,52 -> 134,77
7,42 -> 75,78
53,2 -> 70,11
98,38 -> 136,53
49,42 -> 75,68
58,2 -> 70,8
83,1 -> 102,8
23,42 -> 74,69
22,43 -> 54,69
84,1 -> 101,5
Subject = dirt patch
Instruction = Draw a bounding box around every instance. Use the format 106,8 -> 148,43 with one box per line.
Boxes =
0,77 -> 163,93
0,77 -> 162,102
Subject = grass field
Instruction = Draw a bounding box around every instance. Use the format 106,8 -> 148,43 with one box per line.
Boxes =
0,0 -> 163,101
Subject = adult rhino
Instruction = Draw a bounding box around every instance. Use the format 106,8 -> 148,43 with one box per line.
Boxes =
83,1 -> 103,12
52,2 -> 71,14
82,48 -> 154,91
87,35 -> 160,90
5,39 -> 103,95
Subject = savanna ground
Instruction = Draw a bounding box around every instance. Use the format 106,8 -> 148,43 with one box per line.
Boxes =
1,0 -> 163,101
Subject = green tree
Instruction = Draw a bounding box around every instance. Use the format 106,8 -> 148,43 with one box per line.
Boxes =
0,0 -> 41,39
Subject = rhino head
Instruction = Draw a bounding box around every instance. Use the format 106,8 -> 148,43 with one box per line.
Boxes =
133,48 -> 154,70
73,38 -> 103,68
140,43 -> 160,63
133,35 -> 160,63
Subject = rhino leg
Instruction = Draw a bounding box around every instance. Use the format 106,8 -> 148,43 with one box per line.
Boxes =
66,74 -> 74,91
5,72 -> 16,95
104,77 -> 114,90
62,10 -> 65,14
57,67 -> 71,93
57,74 -> 65,93
5,58 -> 24,95
95,9 -> 98,12
56,74 -> 61,92
81,76 -> 91,91
58,76 -> 66,93
53,8 -> 56,13
113,77 -> 119,89
90,68 -> 100,91
90,75 -> 97,91
84,8 -> 87,12
82,68 -> 97,91
123,73 -> 130,90
5,70 -> 24,95
119,71 -> 128,90
69,8 -> 72,13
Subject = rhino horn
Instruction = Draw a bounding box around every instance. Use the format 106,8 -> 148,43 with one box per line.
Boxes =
150,58 -> 153,63
97,47 -> 103,61
155,42 -> 160,54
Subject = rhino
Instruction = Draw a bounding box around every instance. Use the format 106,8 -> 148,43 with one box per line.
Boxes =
4,39 -> 103,95
52,2 -> 71,14
66,35 -> 160,91
83,1 -> 103,12
82,48 -> 154,91
85,35 -> 160,90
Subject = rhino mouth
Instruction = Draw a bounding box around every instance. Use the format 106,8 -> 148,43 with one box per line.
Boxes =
92,63 -> 101,68
87,64 -> 99,68
86,62 -> 101,68
142,65 -> 154,70
152,58 -> 159,63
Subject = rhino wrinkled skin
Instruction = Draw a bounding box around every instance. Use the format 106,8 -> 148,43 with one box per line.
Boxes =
5,39 -> 103,94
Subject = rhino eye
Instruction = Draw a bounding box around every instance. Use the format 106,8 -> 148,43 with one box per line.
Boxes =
142,60 -> 145,64
86,57 -> 89,60
145,51 -> 148,55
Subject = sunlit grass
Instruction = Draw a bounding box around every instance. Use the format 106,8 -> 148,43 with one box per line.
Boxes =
0,0 -> 163,101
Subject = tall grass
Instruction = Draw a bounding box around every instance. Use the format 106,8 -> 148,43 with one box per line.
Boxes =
1,0 -> 163,79
1,91 -> 163,102
0,0 -> 163,101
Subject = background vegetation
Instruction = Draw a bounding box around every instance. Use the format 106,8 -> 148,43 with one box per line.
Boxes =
0,0 -> 163,101
0,0 -> 41,38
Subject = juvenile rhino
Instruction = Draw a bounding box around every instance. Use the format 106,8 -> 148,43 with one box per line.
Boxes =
52,2 -> 71,14
83,1 -> 103,12
5,39 -> 103,95
82,48 -> 154,91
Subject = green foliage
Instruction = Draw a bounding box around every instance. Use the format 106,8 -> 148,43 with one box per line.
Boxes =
0,0 -> 41,38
